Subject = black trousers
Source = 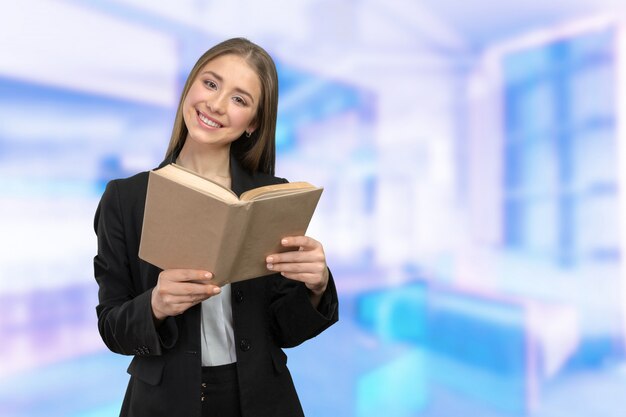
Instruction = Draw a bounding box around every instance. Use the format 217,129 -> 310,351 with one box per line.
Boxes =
201,363 -> 242,417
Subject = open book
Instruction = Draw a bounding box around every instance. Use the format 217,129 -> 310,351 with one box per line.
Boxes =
138,163 -> 323,286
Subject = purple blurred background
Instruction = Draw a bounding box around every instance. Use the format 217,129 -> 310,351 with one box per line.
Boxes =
2,1 -> 626,416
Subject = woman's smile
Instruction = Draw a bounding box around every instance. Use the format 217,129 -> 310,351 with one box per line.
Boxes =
197,110 -> 222,129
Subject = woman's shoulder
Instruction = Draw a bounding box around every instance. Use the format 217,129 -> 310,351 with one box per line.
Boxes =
104,170 -> 149,194
99,170 -> 151,209
94,171 -> 150,229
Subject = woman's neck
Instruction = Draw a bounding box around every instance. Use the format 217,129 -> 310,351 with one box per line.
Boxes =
176,140 -> 231,180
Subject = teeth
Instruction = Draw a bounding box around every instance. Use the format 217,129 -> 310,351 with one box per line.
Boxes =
198,112 -> 220,128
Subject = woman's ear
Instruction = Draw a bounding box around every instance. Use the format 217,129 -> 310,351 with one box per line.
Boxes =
245,120 -> 258,137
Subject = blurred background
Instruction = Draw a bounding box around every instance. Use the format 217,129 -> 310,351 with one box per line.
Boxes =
2,0 -> 626,416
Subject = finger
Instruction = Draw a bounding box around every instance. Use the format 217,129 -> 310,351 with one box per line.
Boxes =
181,288 -> 221,304
162,286 -> 221,305
156,282 -> 221,298
278,271 -> 321,284
160,269 -> 213,282
164,300 -> 198,316
266,250 -> 324,265
167,295 -> 207,306
279,236 -> 320,251
268,261 -> 326,275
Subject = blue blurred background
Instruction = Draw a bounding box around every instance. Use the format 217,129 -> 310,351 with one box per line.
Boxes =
2,1 -> 626,416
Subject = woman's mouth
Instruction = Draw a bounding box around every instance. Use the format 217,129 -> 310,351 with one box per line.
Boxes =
197,111 -> 222,128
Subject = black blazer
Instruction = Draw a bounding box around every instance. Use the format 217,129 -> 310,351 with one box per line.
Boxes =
93,154 -> 339,417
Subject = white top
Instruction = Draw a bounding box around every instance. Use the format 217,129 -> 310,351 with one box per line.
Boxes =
200,283 -> 236,366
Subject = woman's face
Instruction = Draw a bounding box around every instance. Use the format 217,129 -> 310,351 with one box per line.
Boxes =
182,54 -> 261,149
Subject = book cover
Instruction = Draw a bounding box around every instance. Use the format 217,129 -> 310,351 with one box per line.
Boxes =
138,164 -> 323,286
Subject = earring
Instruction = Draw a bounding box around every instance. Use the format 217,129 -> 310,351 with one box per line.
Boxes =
245,131 -> 252,138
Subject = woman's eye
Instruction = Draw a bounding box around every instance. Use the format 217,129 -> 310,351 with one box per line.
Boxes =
204,80 -> 217,89
233,96 -> 246,105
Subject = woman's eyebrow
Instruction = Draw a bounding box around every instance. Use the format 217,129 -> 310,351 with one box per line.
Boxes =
201,70 -> 255,103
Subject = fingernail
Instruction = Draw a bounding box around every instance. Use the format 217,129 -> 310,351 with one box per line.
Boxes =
266,256 -> 273,263
267,263 -> 273,270
204,272 -> 212,279
213,287 -> 221,294
281,239 -> 288,245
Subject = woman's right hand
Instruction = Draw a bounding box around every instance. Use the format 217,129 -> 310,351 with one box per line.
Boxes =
151,269 -> 221,322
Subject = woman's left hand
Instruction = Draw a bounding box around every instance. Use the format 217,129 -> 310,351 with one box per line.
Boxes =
266,236 -> 329,297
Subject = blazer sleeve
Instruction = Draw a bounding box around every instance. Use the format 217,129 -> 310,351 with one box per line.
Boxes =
93,180 -> 178,356
269,269 -> 339,348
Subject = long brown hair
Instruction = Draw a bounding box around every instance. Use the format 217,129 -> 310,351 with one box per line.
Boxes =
165,38 -> 278,175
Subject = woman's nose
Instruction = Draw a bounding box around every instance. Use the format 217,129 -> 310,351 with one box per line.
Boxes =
207,93 -> 227,114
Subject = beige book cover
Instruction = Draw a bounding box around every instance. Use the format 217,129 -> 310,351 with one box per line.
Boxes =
138,164 -> 323,286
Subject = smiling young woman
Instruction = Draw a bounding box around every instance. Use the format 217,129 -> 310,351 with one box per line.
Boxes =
93,38 -> 339,417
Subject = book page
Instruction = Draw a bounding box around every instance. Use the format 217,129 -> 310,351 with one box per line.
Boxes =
154,164 -> 239,202
155,164 -> 240,203
240,181 -> 317,201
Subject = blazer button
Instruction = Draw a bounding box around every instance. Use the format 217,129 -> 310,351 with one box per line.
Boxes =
235,290 -> 244,303
239,338 -> 251,352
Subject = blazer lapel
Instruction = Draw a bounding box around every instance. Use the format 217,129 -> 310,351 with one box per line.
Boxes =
229,153 -> 256,197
